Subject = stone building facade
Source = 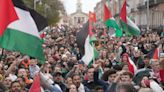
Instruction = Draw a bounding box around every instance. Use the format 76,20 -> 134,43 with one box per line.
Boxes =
137,0 -> 164,30
94,0 -> 164,31
69,0 -> 88,27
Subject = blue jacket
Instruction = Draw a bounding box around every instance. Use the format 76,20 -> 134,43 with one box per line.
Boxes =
48,84 -> 63,92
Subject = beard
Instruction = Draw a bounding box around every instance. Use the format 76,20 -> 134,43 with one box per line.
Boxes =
12,89 -> 21,92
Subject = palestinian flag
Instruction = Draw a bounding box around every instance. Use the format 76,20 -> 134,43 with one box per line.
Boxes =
147,46 -> 159,60
152,48 -> 159,60
29,74 -> 41,92
123,53 -> 137,75
76,13 -> 99,67
133,69 -> 151,85
98,67 -> 104,79
0,0 -> 47,64
104,3 -> 122,37
120,0 -> 140,36
40,32 -> 46,43
160,69 -> 164,83
150,80 -> 164,92
128,57 -> 137,75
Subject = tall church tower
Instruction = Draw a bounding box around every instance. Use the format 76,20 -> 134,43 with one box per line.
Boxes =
70,0 -> 88,27
76,0 -> 82,12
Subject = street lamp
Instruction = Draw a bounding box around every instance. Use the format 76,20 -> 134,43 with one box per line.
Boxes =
34,0 -> 42,10
147,0 -> 150,31
44,4 -> 50,17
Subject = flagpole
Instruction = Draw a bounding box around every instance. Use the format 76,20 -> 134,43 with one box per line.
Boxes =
103,0 -> 105,24
92,42 -> 95,63
91,20 -> 95,64
34,0 -> 42,10
0,48 -> 4,61
101,0 -> 103,29
146,0 -> 150,31
102,0 -> 107,35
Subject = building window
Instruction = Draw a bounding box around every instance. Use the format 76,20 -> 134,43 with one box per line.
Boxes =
82,17 -> 84,22
74,17 -> 77,24
78,17 -> 81,23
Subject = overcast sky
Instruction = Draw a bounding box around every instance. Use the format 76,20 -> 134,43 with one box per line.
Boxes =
61,0 -> 101,14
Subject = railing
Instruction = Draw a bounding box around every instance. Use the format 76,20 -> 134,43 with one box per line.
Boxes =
137,2 -> 146,9
138,10 -> 164,30
131,8 -> 135,12
138,0 -> 164,10
156,0 -> 164,4
145,0 -> 164,7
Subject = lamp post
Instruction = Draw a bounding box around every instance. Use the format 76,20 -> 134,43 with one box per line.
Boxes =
147,0 -> 150,31
44,4 -> 50,17
34,0 -> 42,10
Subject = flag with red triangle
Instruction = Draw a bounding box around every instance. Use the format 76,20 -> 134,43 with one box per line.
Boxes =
153,48 -> 159,60
0,0 -> 18,36
123,53 -> 137,75
160,69 -> 164,83
104,3 -> 122,37
147,47 -> 159,60
76,12 -> 99,67
0,0 -> 48,64
120,0 -> 140,36
29,74 -> 41,92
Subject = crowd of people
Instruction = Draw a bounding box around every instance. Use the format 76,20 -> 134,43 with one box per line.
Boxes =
0,25 -> 164,92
